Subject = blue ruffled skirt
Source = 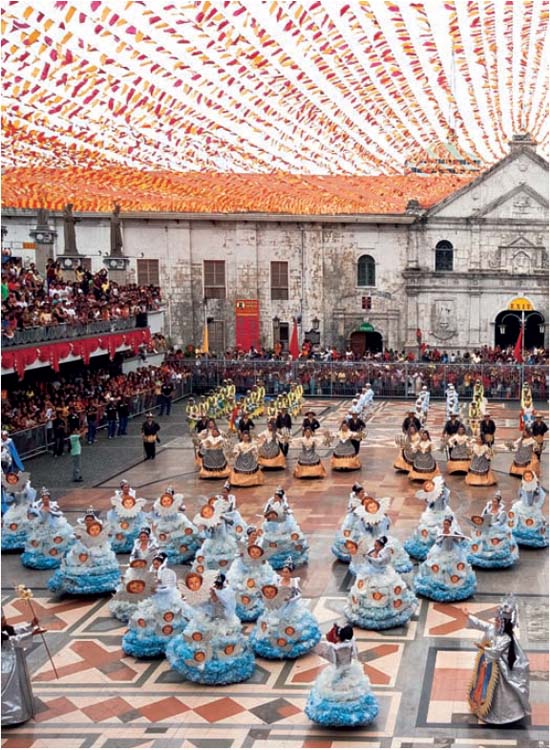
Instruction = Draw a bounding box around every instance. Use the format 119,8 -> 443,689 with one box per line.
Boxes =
250,606 -> 321,659
166,637 -> 255,685
306,691 -> 379,727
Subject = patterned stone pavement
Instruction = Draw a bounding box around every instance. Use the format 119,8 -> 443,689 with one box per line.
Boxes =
1,399 -> 548,748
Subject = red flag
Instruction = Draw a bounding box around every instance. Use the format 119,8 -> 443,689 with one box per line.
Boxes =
513,326 -> 523,363
289,319 -> 299,359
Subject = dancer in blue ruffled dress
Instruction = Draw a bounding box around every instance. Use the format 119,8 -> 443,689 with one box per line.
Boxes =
21,489 -> 74,570
332,484 -> 367,563
415,517 -> 476,602
345,536 -> 417,630
305,623 -> 379,727
468,492 -> 519,569
1,471 -> 36,551
250,559 -> 321,659
123,565 -> 195,658
216,482 -> 247,543
261,488 -> 309,569
509,471 -> 548,548
109,552 -> 161,623
404,477 -> 461,562
108,480 -> 148,554
192,498 -> 238,575
348,495 -> 412,575
166,571 -> 255,684
150,487 -> 201,564
227,527 -> 277,622
48,509 -> 120,595
1,430 -> 25,513
129,526 -> 160,564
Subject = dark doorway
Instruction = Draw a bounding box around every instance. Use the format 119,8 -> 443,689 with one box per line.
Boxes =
349,330 -> 383,356
494,310 -> 545,350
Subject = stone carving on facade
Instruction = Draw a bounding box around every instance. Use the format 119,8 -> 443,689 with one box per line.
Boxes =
431,300 -> 458,341
511,250 -> 532,275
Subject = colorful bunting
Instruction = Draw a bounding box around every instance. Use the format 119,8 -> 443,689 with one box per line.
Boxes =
0,0 -> 547,187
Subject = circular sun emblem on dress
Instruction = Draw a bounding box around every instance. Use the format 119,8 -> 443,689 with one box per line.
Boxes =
88,521 -> 102,537
363,497 -> 380,514
523,470 -> 535,482
160,493 -> 173,508
423,480 -> 435,492
200,505 -> 214,519
262,584 -> 278,599
6,472 -> 18,485
121,495 -> 135,509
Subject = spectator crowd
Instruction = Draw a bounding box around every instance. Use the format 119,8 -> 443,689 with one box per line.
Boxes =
2,258 -> 162,344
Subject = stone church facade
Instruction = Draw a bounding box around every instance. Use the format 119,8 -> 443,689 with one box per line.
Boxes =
2,139 -> 548,354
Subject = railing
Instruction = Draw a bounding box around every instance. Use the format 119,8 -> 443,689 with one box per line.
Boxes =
11,377 -> 192,460
187,360 -> 549,401
2,316 -> 146,348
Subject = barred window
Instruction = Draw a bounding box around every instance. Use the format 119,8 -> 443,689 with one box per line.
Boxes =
136,258 -> 159,285
271,261 -> 289,300
204,260 -> 226,299
435,240 -> 454,271
357,254 -> 375,286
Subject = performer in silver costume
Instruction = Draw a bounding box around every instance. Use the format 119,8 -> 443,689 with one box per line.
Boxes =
464,595 -> 531,724
1,610 -> 44,726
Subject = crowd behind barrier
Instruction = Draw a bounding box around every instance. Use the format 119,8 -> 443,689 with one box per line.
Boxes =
9,377 -> 192,460
187,359 -> 549,401
5,355 -> 547,460
2,256 -> 161,347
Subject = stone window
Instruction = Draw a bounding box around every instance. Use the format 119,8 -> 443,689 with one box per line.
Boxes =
271,261 -> 289,300
204,260 -> 226,299
435,240 -> 454,271
136,258 -> 159,285
357,254 -> 375,286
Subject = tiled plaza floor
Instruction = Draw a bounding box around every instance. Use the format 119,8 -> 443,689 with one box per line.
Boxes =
1,399 -> 548,748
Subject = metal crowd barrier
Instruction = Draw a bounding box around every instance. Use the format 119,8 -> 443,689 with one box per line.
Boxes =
187,360 -> 549,401
2,316 -> 140,348
11,377 -> 192,460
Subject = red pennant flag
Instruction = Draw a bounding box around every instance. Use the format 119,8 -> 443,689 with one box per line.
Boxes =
289,319 -> 300,359
513,326 -> 523,363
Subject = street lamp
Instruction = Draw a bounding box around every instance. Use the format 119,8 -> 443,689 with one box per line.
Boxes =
312,316 -> 320,330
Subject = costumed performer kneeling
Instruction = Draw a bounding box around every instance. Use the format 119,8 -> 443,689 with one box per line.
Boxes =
305,623 -> 379,727
345,536 -> 417,631
21,489 -> 74,570
166,571 -> 255,685
1,470 -> 36,551
191,497 -> 238,575
509,471 -> 548,548
123,564 -> 194,658
404,477 -> 460,562
250,558 -> 321,659
468,492 -> 519,569
465,595 -> 530,725
107,480 -> 148,554
227,527 -> 277,623
414,517 -> 476,602
150,487 -> 201,564
332,483 -> 367,563
261,488 -> 308,569
48,508 -> 120,595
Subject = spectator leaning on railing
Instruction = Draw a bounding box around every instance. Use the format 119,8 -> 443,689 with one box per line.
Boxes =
1,259 -> 161,345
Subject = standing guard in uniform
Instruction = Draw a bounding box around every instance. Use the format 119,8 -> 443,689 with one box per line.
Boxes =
141,413 -> 161,461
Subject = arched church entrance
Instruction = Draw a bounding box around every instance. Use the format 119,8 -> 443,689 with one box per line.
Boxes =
494,309 -> 545,349
349,324 -> 383,356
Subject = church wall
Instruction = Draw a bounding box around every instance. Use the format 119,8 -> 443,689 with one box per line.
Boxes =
2,148 -> 548,352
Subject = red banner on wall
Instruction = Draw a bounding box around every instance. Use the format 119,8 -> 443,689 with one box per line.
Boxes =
235,299 -> 260,351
